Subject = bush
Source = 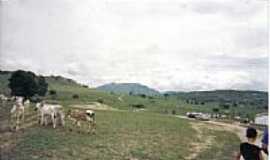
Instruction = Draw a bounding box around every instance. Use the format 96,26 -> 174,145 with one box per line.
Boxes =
49,90 -> 57,95
172,110 -> 176,115
72,94 -> 79,99
164,93 -> 169,99
213,108 -> 219,113
220,103 -> 230,109
97,98 -> 104,104
132,104 -> 145,109
139,94 -> 146,98
233,102 -> 238,107
82,85 -> 88,88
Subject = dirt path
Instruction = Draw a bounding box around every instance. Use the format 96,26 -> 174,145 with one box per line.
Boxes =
176,115 -> 254,142
175,115 -> 267,160
185,122 -> 215,160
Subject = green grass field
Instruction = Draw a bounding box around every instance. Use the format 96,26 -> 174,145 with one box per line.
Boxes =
1,101 -> 240,160
9,110 -> 239,160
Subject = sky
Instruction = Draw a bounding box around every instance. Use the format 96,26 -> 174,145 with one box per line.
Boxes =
0,0 -> 269,91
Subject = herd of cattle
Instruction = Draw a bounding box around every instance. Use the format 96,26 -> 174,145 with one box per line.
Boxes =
0,94 -> 96,134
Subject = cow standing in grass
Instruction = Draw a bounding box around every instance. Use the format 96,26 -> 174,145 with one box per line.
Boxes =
10,97 -> 25,131
36,102 -> 65,128
67,109 -> 96,134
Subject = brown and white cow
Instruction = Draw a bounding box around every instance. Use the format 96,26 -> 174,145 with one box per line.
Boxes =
67,109 -> 96,134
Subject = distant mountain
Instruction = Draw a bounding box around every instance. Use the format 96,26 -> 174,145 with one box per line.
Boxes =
97,83 -> 160,96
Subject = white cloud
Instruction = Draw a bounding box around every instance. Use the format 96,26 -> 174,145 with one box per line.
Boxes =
0,0 -> 268,91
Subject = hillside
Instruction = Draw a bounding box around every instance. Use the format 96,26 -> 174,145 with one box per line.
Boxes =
0,70 -> 11,95
97,83 -> 160,96
0,70 -> 268,119
167,90 -> 268,108
0,70 -> 84,95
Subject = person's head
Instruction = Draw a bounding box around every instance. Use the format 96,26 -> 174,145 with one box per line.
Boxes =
246,127 -> 257,141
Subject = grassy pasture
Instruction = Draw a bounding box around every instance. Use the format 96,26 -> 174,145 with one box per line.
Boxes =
0,105 -> 240,160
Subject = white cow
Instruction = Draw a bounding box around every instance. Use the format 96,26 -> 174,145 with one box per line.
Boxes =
0,94 -> 8,101
23,99 -> 30,108
36,102 -> 65,128
14,96 -> 24,104
10,100 -> 25,131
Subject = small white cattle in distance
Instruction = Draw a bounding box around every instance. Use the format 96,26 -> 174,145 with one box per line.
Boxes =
0,94 -> 8,101
24,99 -> 30,105
36,102 -> 65,128
14,96 -> 24,104
67,109 -> 96,134
23,99 -> 31,108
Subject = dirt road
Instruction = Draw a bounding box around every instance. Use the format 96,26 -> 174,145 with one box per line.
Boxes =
176,115 -> 267,160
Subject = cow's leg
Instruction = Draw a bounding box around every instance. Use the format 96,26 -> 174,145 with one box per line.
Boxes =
51,114 -> 56,128
15,114 -> 20,131
87,122 -> 91,134
44,116 -> 48,126
76,121 -> 81,133
41,113 -> 44,126
22,110 -> 25,123
91,121 -> 96,134
61,114 -> 65,126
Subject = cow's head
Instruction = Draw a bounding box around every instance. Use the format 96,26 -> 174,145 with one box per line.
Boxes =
86,110 -> 95,117
35,101 -> 44,111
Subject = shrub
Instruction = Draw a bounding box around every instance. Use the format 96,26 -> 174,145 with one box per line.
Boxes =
172,110 -> 176,115
97,98 -> 104,104
49,90 -> 57,95
213,108 -> 219,113
233,102 -> 238,107
72,94 -> 79,99
82,85 -> 88,88
139,94 -> 146,98
164,93 -> 169,99
132,104 -> 145,109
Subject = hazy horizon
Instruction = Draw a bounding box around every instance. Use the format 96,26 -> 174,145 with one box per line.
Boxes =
0,0 -> 268,92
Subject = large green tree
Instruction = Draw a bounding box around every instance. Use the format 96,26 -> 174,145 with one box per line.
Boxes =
8,70 -> 48,98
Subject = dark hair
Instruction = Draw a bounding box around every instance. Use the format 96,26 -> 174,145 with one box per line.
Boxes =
246,127 -> 257,138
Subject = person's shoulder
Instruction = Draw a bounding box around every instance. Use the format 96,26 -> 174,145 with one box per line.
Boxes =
240,142 -> 249,146
248,143 -> 261,151
240,142 -> 249,149
240,142 -> 260,149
